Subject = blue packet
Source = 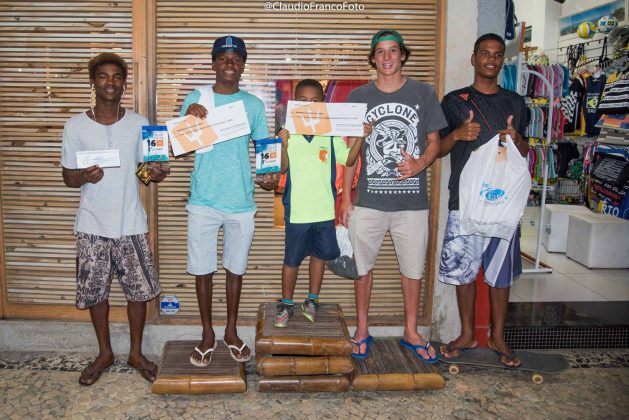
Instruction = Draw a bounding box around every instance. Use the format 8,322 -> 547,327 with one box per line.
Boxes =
142,125 -> 169,162
255,137 -> 282,174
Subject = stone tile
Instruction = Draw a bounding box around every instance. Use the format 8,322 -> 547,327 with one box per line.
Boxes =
0,350 -> 628,418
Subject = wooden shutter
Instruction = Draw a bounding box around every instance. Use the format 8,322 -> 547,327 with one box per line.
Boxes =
155,0 -> 444,323
0,1 -> 134,320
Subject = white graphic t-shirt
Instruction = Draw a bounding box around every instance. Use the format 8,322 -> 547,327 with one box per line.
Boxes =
347,79 -> 447,211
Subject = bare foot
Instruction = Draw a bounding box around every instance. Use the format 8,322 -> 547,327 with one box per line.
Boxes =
79,353 -> 114,386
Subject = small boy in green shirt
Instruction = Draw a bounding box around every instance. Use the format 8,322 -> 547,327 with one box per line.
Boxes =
273,79 -> 371,328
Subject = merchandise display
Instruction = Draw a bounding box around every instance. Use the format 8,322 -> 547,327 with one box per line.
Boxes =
597,15 -> 618,34
577,22 -> 597,39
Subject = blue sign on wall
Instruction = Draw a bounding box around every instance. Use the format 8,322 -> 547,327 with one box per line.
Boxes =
160,296 -> 180,315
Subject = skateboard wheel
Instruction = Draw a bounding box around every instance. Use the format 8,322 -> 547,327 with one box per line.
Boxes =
448,365 -> 460,375
531,373 -> 544,384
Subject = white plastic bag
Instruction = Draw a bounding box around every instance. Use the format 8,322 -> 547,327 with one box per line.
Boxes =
325,225 -> 359,280
335,225 -> 353,258
459,134 -> 531,240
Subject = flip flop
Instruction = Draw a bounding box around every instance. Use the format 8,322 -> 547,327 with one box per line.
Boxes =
78,360 -> 113,386
225,341 -> 251,363
493,349 -> 522,368
351,335 -> 374,360
189,341 -> 217,367
399,339 -> 439,364
439,341 -> 477,360
487,340 -> 522,368
127,360 -> 158,383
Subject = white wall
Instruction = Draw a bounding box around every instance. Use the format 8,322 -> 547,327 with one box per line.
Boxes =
515,0 -> 561,62
430,0 -> 478,343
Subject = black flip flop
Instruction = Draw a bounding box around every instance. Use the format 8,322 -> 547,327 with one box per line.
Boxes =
127,360 -> 158,383
78,361 -> 113,386
439,341 -> 477,359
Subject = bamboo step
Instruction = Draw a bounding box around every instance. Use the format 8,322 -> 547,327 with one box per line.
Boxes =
255,353 -> 354,376
351,338 -> 445,391
258,374 -> 351,393
255,302 -> 352,356
151,340 -> 246,394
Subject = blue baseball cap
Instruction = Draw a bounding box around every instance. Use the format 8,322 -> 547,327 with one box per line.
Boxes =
212,35 -> 247,61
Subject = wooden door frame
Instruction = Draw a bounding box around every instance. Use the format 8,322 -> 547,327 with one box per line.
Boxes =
133,0 -> 160,323
0,178 -> 6,319
421,0 -> 448,326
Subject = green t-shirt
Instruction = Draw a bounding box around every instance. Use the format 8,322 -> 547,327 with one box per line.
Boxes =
283,134 -> 350,223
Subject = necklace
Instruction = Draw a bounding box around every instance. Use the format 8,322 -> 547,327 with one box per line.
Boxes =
90,104 -> 122,125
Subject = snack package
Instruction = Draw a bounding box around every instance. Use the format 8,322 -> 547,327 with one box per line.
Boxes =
136,162 -> 151,185
255,137 -> 282,182
142,125 -> 169,162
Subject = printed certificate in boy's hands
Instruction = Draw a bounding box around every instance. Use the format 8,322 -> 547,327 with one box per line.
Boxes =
166,100 -> 251,156
285,101 -> 367,137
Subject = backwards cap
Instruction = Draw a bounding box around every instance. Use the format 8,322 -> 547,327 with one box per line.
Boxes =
370,29 -> 404,48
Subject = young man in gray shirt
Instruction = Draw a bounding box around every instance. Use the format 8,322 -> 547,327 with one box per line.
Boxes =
341,30 -> 447,362
61,53 -> 168,385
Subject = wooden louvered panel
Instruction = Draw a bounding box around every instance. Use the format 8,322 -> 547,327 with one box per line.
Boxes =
155,0 -> 441,322
0,1 -> 134,318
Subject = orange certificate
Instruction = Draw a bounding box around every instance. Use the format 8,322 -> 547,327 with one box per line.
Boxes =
167,100 -> 251,156
285,101 -> 367,137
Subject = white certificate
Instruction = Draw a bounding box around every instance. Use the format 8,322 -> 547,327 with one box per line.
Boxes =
76,149 -> 120,169
166,100 -> 251,156
285,101 -> 367,137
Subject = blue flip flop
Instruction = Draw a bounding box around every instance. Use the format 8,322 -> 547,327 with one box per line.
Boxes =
399,339 -> 439,364
351,335 -> 374,360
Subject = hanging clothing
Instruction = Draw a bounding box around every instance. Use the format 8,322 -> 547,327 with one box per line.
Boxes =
584,73 -> 607,137
561,75 -> 586,134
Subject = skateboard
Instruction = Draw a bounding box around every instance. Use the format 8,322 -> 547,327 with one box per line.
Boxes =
433,342 -> 569,384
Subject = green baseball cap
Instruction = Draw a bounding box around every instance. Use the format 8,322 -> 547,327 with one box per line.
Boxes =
371,29 -> 404,48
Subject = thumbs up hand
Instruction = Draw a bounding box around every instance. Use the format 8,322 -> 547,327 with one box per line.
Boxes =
498,114 -> 520,143
455,110 -> 481,142
397,148 -> 428,180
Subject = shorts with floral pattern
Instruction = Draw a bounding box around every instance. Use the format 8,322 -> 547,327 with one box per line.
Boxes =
75,232 -> 161,309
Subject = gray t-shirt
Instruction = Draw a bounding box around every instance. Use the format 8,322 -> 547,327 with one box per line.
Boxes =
60,111 -> 148,238
347,79 -> 447,211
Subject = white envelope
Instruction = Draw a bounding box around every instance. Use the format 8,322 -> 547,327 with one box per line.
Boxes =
76,149 -> 120,169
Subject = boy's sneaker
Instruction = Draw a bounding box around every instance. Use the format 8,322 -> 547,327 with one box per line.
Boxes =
273,303 -> 293,328
301,298 -> 319,322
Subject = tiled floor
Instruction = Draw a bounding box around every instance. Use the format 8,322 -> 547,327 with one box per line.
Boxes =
0,350 -> 627,418
512,235 -> 629,302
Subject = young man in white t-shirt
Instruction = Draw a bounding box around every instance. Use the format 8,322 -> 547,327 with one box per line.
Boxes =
61,53 -> 168,385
